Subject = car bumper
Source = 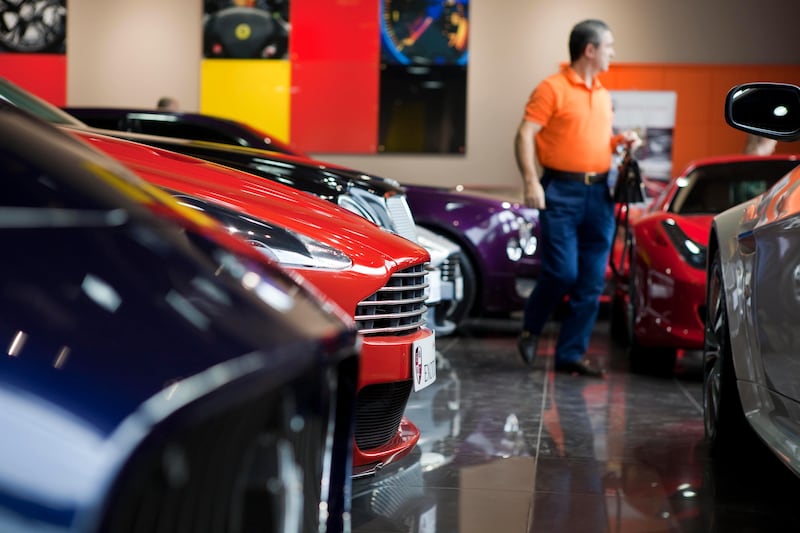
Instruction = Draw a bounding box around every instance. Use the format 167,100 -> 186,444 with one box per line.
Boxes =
353,327 -> 435,473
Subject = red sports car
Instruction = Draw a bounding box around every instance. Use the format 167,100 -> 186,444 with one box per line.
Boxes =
610,154 -> 800,373
66,127 -> 437,477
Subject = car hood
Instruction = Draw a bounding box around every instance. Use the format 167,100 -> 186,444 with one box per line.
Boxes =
67,128 -> 429,270
82,127 -> 407,199
637,212 -> 714,245
669,213 -> 715,243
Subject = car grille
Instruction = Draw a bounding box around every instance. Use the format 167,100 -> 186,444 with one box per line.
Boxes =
94,365 -> 347,533
386,194 -> 418,242
354,380 -> 413,451
439,252 -> 461,283
355,264 -> 428,336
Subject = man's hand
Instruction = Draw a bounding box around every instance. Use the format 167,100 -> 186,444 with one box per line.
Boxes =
515,119 -> 545,209
621,129 -> 643,151
523,180 -> 546,210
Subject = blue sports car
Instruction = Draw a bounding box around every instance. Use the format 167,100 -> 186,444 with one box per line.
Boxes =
0,102 -> 359,532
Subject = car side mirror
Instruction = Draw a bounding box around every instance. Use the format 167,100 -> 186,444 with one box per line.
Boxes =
725,82 -> 800,141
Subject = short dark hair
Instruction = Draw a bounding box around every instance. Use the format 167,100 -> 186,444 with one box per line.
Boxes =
157,96 -> 176,109
568,19 -> 610,62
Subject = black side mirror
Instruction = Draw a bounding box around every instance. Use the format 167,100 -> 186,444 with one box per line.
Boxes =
725,82 -> 800,141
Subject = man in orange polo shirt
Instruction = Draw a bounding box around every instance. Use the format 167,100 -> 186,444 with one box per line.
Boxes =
514,19 -> 639,377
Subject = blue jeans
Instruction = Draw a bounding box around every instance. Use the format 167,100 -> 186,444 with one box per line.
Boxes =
522,175 -> 615,364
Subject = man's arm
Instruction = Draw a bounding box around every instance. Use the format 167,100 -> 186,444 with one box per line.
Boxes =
514,119 -> 545,209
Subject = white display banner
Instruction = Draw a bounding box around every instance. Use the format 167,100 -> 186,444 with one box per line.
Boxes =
611,90 -> 678,184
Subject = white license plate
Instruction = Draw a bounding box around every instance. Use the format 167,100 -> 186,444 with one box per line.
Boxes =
412,333 -> 436,392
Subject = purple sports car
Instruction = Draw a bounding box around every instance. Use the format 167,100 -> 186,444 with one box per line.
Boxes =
404,184 -> 540,320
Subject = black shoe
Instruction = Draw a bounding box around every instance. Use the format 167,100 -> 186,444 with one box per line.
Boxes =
556,358 -> 606,378
517,332 -> 537,365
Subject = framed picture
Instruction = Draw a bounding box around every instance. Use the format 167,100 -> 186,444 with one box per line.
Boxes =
203,0 -> 289,59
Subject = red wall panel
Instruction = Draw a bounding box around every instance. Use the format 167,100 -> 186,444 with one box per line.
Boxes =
0,54 -> 67,106
289,0 -> 380,153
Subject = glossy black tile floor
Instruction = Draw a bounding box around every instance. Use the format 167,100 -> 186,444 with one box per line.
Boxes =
350,316 -> 800,533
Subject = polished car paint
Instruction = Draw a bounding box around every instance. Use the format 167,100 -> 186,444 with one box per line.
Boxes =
65,128 -> 434,476
403,184 -> 541,318
0,102 -> 359,532
705,82 -> 800,478
614,155 -> 799,373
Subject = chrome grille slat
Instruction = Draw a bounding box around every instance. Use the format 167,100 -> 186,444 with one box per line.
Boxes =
356,296 -> 428,308
365,284 -> 428,293
357,323 -> 426,336
391,272 -> 426,278
355,307 -> 428,321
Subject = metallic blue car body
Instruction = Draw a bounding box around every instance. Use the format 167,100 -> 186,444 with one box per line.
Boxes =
0,102 -> 359,532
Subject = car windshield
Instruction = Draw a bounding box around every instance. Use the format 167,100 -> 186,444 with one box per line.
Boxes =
669,159 -> 800,214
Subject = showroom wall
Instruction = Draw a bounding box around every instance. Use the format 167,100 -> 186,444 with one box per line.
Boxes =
65,0 -> 800,188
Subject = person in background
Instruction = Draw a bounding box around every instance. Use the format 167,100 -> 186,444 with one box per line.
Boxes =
513,19 -> 640,377
156,96 -> 179,111
743,133 -> 777,155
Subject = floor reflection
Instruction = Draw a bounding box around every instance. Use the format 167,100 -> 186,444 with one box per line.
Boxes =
350,317 -> 800,533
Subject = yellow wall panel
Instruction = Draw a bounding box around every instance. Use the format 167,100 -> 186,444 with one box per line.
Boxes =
200,59 -> 290,143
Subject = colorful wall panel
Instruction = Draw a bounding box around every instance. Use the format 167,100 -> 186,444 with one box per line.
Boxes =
289,0 -> 380,154
0,54 -> 66,106
200,59 -> 291,142
0,0 -> 67,106
601,64 -> 800,173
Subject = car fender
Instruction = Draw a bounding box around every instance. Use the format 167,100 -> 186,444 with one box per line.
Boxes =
711,198 -> 762,384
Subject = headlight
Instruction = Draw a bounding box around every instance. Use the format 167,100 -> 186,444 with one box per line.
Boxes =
518,218 -> 537,256
173,193 -> 352,270
506,216 -> 537,262
244,227 -> 352,270
507,237 -> 522,261
661,219 -> 706,270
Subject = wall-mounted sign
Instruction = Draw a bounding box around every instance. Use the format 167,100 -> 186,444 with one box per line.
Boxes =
612,90 -> 677,187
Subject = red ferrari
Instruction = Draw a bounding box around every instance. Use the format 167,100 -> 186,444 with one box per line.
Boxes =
66,127 -> 437,477
610,154 -> 800,373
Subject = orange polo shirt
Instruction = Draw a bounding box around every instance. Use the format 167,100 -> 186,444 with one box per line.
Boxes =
523,66 -> 623,173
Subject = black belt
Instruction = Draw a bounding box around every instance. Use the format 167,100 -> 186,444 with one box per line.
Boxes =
545,168 -> 609,185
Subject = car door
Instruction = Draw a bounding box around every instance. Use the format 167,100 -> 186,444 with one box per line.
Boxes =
751,165 -> 800,404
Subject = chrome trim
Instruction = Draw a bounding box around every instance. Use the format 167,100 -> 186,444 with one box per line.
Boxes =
355,264 -> 428,336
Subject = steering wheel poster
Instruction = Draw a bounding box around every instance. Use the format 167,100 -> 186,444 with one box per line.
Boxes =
203,0 -> 289,59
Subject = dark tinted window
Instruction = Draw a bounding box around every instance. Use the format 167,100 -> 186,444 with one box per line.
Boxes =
671,160 -> 800,214
131,118 -> 242,145
81,115 -> 128,131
